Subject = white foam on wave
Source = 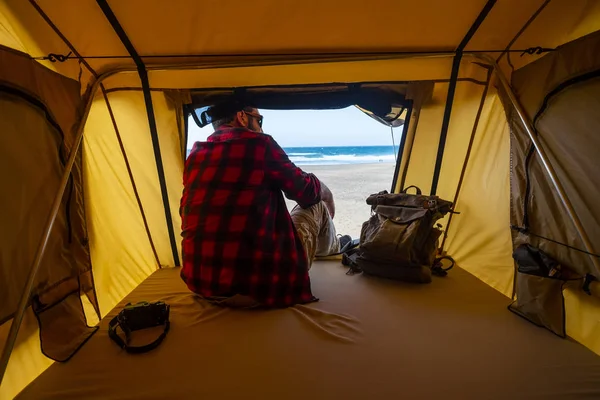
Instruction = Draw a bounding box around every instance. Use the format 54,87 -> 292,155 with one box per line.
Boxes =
287,152 -> 318,156
290,154 -> 395,165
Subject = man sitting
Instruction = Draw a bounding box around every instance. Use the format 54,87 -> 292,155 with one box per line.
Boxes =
180,102 -> 351,308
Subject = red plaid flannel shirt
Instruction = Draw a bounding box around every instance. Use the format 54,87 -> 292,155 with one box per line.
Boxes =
180,126 -> 321,307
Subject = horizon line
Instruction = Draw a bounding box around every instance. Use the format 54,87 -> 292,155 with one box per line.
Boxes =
187,144 -> 396,149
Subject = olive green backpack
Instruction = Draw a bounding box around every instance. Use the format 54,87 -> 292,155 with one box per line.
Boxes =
345,187 -> 454,283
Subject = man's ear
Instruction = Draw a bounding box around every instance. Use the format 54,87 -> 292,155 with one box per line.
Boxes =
235,111 -> 248,127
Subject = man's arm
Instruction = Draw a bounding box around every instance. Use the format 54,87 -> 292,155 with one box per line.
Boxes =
319,181 -> 335,219
265,136 -> 321,208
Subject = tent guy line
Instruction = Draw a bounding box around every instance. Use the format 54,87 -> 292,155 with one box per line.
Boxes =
32,47 -> 556,62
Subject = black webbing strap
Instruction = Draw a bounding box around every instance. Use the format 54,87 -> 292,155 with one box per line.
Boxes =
432,256 -> 455,277
430,0 -> 497,195
108,316 -> 170,354
511,225 -> 600,258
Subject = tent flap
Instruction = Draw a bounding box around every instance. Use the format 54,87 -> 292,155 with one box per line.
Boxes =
0,45 -> 99,396
504,30 -> 600,354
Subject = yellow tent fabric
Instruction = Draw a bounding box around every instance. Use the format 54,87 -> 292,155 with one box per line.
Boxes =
0,311 -> 53,400
2,0 -> 599,87
443,88 -> 514,297
84,89 -> 184,315
400,77 -> 514,296
2,0 -> 600,398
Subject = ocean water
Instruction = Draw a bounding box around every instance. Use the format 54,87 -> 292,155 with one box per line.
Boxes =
186,145 -> 398,165
284,146 -> 396,165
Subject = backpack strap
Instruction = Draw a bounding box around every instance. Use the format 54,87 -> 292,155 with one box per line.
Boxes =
342,248 -> 362,275
401,185 -> 422,195
432,256 -> 455,277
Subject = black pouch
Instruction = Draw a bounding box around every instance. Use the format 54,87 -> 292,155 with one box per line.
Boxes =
509,244 -> 568,337
512,244 -> 562,278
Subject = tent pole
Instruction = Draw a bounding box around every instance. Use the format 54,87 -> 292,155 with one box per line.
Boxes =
396,103 -> 421,192
430,0 -> 497,195
476,54 -> 600,278
391,105 -> 413,193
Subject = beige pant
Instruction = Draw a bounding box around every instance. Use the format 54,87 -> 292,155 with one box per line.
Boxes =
290,201 -> 340,269
204,201 -> 339,308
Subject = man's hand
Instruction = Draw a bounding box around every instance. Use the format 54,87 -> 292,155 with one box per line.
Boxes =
320,181 -> 335,219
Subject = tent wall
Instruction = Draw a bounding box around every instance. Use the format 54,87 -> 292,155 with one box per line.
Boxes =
0,47 -> 83,323
400,69 -> 514,297
0,46 -> 98,397
83,90 -> 184,315
504,31 -> 600,354
441,88 -> 514,296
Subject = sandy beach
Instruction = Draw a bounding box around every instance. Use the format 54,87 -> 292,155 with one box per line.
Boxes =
285,162 -> 396,239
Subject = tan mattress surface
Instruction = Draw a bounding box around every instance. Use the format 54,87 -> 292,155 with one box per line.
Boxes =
18,262 -> 600,399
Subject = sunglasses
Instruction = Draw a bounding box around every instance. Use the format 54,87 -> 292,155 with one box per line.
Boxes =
243,110 -> 264,128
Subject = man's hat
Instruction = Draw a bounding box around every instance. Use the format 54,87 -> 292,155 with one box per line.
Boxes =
196,99 -> 252,127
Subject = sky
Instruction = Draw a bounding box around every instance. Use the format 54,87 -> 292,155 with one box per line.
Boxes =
187,106 -> 402,148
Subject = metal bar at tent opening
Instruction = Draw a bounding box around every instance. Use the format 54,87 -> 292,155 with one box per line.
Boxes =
473,54 -> 600,279
98,51 -> 459,75
430,0 -> 497,195
390,104 -> 413,193
32,47 -> 555,62
104,77 -> 488,96
439,68 -> 493,252
17,50 -> 512,78
96,0 -> 180,267
44,51 -> 471,85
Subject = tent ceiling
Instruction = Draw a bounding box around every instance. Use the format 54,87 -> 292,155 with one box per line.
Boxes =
36,0 -> 486,59
1,0 -> 600,88
508,0 -> 600,70
1,1 -> 598,81
102,0 -> 486,54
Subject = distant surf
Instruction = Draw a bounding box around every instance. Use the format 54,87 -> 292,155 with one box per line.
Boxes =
186,145 -> 397,165
284,146 -> 396,165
